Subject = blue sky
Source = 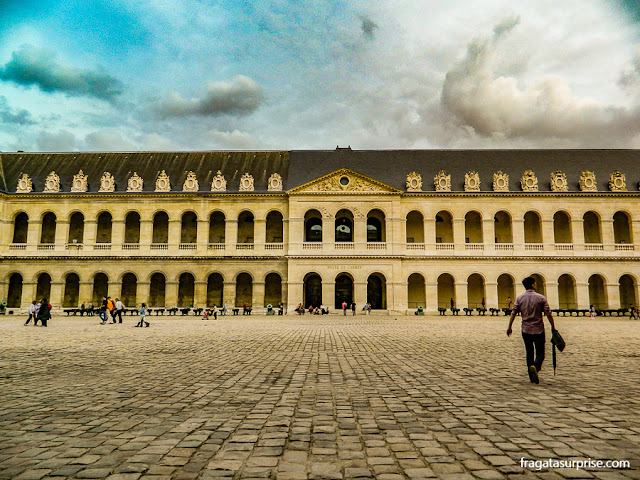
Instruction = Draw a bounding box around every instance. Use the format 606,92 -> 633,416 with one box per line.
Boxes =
1,0 -> 640,151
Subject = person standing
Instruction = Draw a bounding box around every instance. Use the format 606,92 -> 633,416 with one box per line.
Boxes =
507,276 -> 558,384
114,298 -> 124,323
506,296 -> 512,309
37,298 -> 51,327
481,297 -> 486,309
136,303 -> 149,327
351,301 -> 356,316
99,296 -> 108,324
87,301 -> 93,316
342,301 -> 347,316
107,296 -> 116,323
213,305 -> 218,320
33,300 -> 42,326
589,304 -> 595,318
450,297 -> 454,310
25,300 -> 37,325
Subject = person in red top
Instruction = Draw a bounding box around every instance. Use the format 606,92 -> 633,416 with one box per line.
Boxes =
507,276 -> 558,384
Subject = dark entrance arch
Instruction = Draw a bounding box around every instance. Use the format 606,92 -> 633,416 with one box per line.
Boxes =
36,273 -> 52,301
63,273 -> 80,307
7,273 -> 23,307
304,273 -> 322,308
335,274 -> 354,309
367,273 -> 386,309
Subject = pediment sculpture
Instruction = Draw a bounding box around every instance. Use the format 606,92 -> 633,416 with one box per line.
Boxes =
155,170 -> 171,192
406,172 -> 422,192
71,170 -> 88,193
127,172 -> 143,192
493,171 -> 509,191
434,170 -> 451,192
288,168 -> 399,194
268,173 -> 283,191
550,170 -> 568,192
521,170 -> 538,192
183,171 -> 199,192
99,172 -> 115,192
579,171 -> 597,191
464,171 -> 480,192
211,170 -> 227,191
16,173 -> 32,193
609,170 -> 626,191
239,172 -> 254,191
44,171 -> 60,193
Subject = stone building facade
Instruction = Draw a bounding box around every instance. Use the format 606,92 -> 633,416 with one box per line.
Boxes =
1,149 -> 639,314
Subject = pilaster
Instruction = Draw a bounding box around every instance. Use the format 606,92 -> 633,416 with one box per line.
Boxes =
455,282 -> 468,309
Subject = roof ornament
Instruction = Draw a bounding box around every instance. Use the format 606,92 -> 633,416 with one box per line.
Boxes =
44,171 -> 60,193
239,172 -> 254,191
268,173 -> 283,191
550,170 -> 568,192
434,170 -> 451,192
493,171 -> 509,191
99,172 -> 115,192
183,171 -> 199,192
464,171 -> 480,192
609,170 -> 626,191
71,170 -> 88,193
127,172 -> 143,192
520,170 -> 538,192
211,170 -> 227,191
155,170 -> 171,192
406,172 -> 422,192
579,171 -> 597,191
16,173 -> 33,193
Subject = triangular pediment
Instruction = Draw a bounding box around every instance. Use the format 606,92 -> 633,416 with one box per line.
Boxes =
288,168 -> 401,194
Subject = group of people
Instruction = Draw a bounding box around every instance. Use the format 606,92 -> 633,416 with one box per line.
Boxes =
97,296 -> 125,324
24,298 -> 52,327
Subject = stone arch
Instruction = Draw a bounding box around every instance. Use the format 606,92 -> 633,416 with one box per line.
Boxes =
180,211 -> 198,244
40,212 -> 57,244
63,272 -> 80,307
619,274 -> 637,308
303,272 -> 322,308
235,272 -> 253,306
178,272 -> 195,307
465,211 -> 483,244
209,211 -> 226,244
335,272 -> 354,309
530,273 -> 546,298
335,209 -> 354,242
613,211 -> 632,244
264,272 -> 282,306
367,209 -> 386,242
523,211 -> 543,244
558,274 -> 577,309
467,273 -> 485,308
588,274 -> 607,309
494,211 -> 512,243
36,272 -> 52,302
92,272 -> 109,304
68,211 -> 85,244
12,212 -> 29,244
553,211 -> 572,243
583,211 -> 602,244
207,272 -> 224,307
152,211 -> 169,244
497,273 -> 515,308
124,211 -> 141,244
406,210 -> 424,243
367,272 -> 387,309
121,272 -> 137,307
149,272 -> 166,307
304,209 -> 323,242
407,273 -> 426,309
435,211 -> 453,243
7,273 -> 23,307
96,211 -> 113,244
237,211 -> 254,244
438,273 -> 455,309
266,210 -> 284,243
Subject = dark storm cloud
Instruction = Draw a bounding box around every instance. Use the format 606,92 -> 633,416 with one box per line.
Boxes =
155,75 -> 264,118
361,15 -> 377,39
0,96 -> 35,125
0,45 -> 124,101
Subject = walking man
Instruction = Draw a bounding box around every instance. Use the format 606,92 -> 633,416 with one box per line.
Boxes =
351,301 -> 356,316
342,301 -> 347,316
25,300 -> 37,325
507,276 -> 558,384
114,298 -> 124,323
99,296 -> 108,324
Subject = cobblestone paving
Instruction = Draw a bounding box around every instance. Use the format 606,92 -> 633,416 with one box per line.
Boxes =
1,314 -> 639,480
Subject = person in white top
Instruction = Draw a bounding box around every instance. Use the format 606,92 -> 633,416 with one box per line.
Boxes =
114,298 -> 124,323
25,300 -> 37,326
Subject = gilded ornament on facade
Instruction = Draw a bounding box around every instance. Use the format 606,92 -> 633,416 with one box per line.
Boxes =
520,170 -> 538,192
211,170 -> 227,191
268,173 -> 283,191
239,173 -> 254,191
155,170 -> 171,192
71,170 -> 88,193
493,171 -> 509,191
406,172 -> 422,192
127,172 -> 143,192
434,171 -> 451,192
183,171 -> 199,192
579,171 -> 597,191
464,171 -> 480,191
609,170 -> 626,191
99,172 -> 115,192
550,170 -> 568,192
16,173 -> 32,193
44,171 -> 60,193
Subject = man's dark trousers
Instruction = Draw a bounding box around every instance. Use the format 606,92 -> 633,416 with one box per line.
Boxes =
522,331 -> 545,371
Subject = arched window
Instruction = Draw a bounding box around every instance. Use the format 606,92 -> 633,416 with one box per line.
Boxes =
497,274 -> 515,308
558,274 -> 577,309
152,212 -> 169,244
583,211 -> 602,244
588,274 -> 607,309
264,273 -> 282,306
553,211 -> 572,244
406,211 -> 424,243
149,273 -> 166,307
96,212 -> 112,244
367,273 -> 387,309
7,273 -> 23,307
438,273 -> 455,309
40,212 -> 56,244
467,274 -> 485,308
494,211 -> 512,243
335,273 -> 354,309
178,273 -> 195,307
435,211 -> 453,243
530,273 -> 546,298
124,212 -> 141,244
304,273 -> 322,307
237,211 -> 254,244
121,273 -> 137,306
524,211 -> 542,243
68,212 -> 85,244
408,273 -> 426,309
12,213 -> 28,244
207,273 -> 224,307
335,209 -> 354,242
36,273 -> 51,301
266,211 -> 284,243
181,211 -> 197,244
465,211 -> 483,244
235,273 -> 253,306
367,209 -> 386,242
209,212 -> 226,244
304,210 -> 322,242
613,211 -> 632,244
619,274 -> 637,308
63,273 -> 80,307
92,273 -> 109,304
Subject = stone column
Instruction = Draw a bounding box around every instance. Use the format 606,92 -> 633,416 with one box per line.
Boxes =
168,219 -> 181,252
453,218 -> 465,252
542,219 -> 555,252
282,218 -> 290,255
287,280 -> 302,312
54,220 -> 69,251
21,282 -> 36,308
632,219 -> 640,248
572,219 -> 585,251
253,281 -> 265,309
79,282 -> 93,305
482,218 -> 494,249
194,280 -> 207,307
485,282 -> 498,310
84,220 -> 97,246
0,219 -> 12,252
50,281 -> 64,308
455,281 -> 468,309
607,282 -> 620,309
322,217 -> 334,250
601,219 -> 615,252
224,281 -> 236,308
254,219 -> 266,252
546,281 -> 559,309
111,219 -> 125,251
576,281 -> 590,309
0,280 -> 8,306
354,281 -> 367,308
391,280 -> 406,313
397,218 -> 407,255
165,281 -> 178,307
25,219 -> 39,251
354,217 -> 367,249
323,280 -> 335,309
196,220 -> 208,253
424,217 -> 435,252
136,281 -> 149,308
426,281 -> 438,313
512,218 -> 525,254
226,219 -> 239,251
281,280 -> 289,313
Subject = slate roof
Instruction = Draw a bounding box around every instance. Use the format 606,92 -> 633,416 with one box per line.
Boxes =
1,148 -> 639,193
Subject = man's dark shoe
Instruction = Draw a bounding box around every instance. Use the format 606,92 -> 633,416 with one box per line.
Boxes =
528,365 -> 539,384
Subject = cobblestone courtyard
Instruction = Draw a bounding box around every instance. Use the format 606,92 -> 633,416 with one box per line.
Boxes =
1,315 -> 639,480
